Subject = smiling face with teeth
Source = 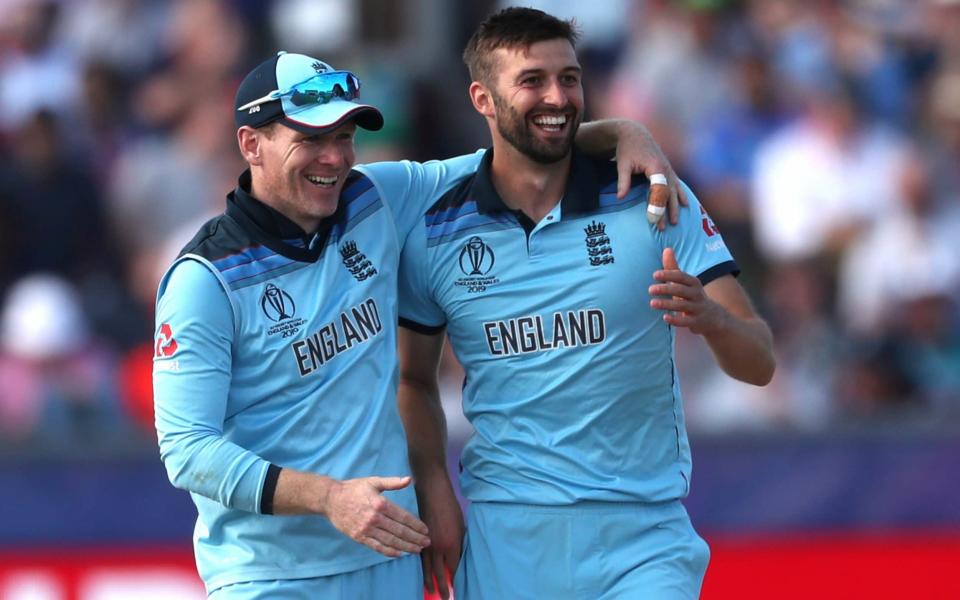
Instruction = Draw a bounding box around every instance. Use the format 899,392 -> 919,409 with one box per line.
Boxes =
483,38 -> 583,164
243,121 -> 357,232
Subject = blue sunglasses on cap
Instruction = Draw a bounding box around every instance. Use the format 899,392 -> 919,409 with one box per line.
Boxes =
237,71 -> 361,113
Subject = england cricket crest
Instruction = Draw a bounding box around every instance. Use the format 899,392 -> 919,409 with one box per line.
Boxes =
584,221 -> 614,266
340,240 -> 378,282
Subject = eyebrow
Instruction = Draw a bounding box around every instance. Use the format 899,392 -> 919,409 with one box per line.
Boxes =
515,66 -> 582,79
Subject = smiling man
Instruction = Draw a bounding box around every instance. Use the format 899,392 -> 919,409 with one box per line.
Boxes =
151,49 -> 684,599
397,8 -> 775,600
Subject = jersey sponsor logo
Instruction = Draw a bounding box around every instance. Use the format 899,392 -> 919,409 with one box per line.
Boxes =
584,221 -> 614,266
483,308 -> 606,357
705,239 -> 725,252
340,240 -> 378,281
291,298 -> 383,376
455,236 -> 499,294
154,323 -> 179,358
261,284 -> 305,338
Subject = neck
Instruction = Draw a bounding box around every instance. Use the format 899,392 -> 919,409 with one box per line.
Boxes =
248,169 -> 318,234
489,139 -> 571,223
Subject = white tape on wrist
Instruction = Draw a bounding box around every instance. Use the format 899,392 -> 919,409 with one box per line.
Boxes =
650,173 -> 668,186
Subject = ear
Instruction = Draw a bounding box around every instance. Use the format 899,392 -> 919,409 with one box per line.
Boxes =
237,126 -> 264,166
469,81 -> 496,119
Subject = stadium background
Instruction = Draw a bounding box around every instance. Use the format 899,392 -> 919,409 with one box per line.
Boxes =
1,0 -> 958,598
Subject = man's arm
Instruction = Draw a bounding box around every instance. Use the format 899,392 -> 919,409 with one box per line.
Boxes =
397,326 -> 462,600
649,248 -> 775,385
154,260 -> 429,558
576,119 -> 687,230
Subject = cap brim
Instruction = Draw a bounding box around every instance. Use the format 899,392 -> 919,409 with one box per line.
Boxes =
280,101 -> 384,135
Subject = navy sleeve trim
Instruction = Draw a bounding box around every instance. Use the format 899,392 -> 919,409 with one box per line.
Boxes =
698,260 -> 740,286
398,317 -> 446,335
260,464 -> 282,515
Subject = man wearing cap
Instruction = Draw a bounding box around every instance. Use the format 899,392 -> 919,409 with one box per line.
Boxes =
152,50 -> 680,599
396,8 -> 775,600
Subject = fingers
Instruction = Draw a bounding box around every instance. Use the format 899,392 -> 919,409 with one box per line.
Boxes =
382,498 -> 430,536
667,185 -> 680,228
370,475 -> 413,491
617,159 -> 634,199
434,554 -> 452,600
649,281 -> 698,299
675,174 -> 689,206
421,550 -> 452,599
661,247 -> 680,271
364,536 -> 404,558
661,311 -> 697,328
359,507 -> 430,557
422,553 -> 434,593
647,181 -> 669,224
650,297 -> 697,313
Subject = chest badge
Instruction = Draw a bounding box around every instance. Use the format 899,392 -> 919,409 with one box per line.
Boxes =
584,221 -> 614,266
261,283 -> 305,338
340,240 -> 378,281
454,235 -> 499,294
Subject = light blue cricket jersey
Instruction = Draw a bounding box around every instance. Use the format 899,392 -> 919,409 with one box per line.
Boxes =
398,149 -> 738,505
152,153 -> 481,593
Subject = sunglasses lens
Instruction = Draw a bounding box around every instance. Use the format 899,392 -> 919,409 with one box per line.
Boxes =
288,72 -> 360,107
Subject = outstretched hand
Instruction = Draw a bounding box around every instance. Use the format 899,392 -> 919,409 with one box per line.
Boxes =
649,248 -> 725,335
325,475 -> 431,558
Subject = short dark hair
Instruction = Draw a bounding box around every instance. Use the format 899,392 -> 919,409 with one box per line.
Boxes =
463,7 -> 580,86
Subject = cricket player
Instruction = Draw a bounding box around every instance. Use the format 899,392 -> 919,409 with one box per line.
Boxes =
397,8 -> 776,600
153,49 -> 682,599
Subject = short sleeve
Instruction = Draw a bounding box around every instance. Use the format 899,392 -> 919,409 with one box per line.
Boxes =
657,181 -> 739,285
356,151 -> 484,240
397,215 -> 447,332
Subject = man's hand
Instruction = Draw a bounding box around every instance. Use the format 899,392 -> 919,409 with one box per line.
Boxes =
648,248 -> 725,334
612,121 -> 688,231
416,470 -> 464,600
324,475 -> 431,558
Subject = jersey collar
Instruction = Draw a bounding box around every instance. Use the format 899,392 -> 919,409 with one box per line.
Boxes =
225,169 -> 343,262
471,147 -> 602,218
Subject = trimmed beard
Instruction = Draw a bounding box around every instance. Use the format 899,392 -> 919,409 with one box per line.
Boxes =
491,90 -> 580,164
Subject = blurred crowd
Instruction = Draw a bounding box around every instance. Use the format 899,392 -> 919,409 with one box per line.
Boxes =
0,0 -> 958,450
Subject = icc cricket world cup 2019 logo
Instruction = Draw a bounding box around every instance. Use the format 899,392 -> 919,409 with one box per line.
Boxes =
455,236 -> 498,294
261,283 -> 295,322
459,236 -> 495,276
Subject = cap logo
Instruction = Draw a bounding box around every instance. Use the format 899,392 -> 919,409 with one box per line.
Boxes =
312,61 -> 327,73
248,105 -> 260,114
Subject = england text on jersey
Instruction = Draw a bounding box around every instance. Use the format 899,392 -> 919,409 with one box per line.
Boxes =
482,309 -> 606,357
291,298 -> 383,376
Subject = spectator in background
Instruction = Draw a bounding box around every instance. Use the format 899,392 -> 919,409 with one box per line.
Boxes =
0,0 -> 80,131
750,74 -> 909,264
0,274 -> 125,443
683,259 -> 842,432
837,149 -> 960,336
604,0 -> 738,162
0,110 -> 116,289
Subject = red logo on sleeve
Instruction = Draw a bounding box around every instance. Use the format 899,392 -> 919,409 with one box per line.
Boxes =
154,323 -> 179,358
700,205 -> 720,237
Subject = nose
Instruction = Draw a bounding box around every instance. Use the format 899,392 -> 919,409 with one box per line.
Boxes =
315,140 -> 348,167
542,78 -> 569,108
